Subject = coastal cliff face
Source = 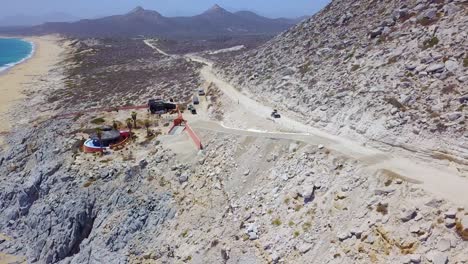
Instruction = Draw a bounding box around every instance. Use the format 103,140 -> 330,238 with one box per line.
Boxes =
0,118 -> 175,263
2,109 -> 468,263
216,0 -> 468,157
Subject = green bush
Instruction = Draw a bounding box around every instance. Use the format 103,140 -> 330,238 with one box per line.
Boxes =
272,218 -> 282,226
91,117 -> 106,125
422,37 -> 439,50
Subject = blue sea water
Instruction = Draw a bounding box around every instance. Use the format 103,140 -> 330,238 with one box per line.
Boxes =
0,38 -> 34,73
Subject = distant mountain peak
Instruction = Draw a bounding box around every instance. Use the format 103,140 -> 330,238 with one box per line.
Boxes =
127,6 -> 162,18
16,4 -> 296,37
211,4 -> 222,10
129,6 -> 145,14
203,4 -> 229,15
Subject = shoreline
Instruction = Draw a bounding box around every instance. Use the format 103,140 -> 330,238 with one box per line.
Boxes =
0,38 -> 35,74
0,35 -> 64,146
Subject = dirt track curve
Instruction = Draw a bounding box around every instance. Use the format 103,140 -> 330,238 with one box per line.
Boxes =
143,42 -> 468,207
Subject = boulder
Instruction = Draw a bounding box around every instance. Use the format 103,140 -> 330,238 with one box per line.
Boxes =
408,254 -> 421,263
302,188 -> 315,203
431,252 -> 448,264
419,8 -> 438,20
426,64 -> 445,73
248,232 -> 258,240
458,76 -> 468,83
405,64 -> 417,71
444,60 -> 458,72
178,172 -> 189,183
459,94 -> 468,104
444,209 -> 457,219
445,218 -> 456,228
436,239 -> 451,252
337,231 -> 351,241
369,27 -> 383,38
446,112 -> 462,121
400,208 -> 417,222
296,243 -> 312,254
444,3 -> 461,15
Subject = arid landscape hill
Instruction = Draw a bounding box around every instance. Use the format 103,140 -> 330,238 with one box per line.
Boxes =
217,0 -> 468,157
6,5 -> 298,38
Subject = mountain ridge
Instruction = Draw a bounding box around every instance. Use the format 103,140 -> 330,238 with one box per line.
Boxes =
3,5 -> 301,38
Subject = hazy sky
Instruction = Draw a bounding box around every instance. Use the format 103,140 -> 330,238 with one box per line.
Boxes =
0,0 -> 330,19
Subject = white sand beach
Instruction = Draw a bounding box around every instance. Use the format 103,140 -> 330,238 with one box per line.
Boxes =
0,35 -> 63,145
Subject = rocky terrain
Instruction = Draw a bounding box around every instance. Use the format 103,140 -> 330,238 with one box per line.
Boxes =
49,38 -> 203,111
1,110 -> 468,263
216,0 -> 468,159
1,0 -> 468,263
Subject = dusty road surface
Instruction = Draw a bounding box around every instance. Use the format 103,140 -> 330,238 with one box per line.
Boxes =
143,39 -> 171,57
142,45 -> 468,208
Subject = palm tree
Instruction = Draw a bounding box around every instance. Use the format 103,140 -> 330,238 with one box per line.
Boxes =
131,111 -> 137,129
126,118 -> 133,139
144,119 -> 151,137
95,128 -> 103,155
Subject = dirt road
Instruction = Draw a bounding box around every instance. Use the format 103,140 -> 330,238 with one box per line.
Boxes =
186,54 -> 468,207
143,44 -> 468,207
143,39 -> 171,56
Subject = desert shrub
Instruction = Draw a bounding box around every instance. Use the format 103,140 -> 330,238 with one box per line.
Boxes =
441,84 -> 458,94
91,117 -> 106,125
456,219 -> 468,241
463,56 -> 468,67
351,64 -> 360,71
435,123 -> 448,132
83,177 -> 96,188
422,37 -> 439,49
294,204 -> 303,212
299,61 -> 312,75
302,222 -> 312,231
387,56 -> 398,64
399,12 -> 415,23
418,17 -> 438,26
272,218 -> 282,226
376,203 -> 388,215
385,97 -> 405,110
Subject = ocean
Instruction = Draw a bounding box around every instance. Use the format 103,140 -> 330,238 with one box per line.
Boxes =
0,38 -> 34,73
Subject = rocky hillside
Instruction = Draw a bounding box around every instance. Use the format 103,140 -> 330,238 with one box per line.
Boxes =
2,113 -> 468,263
217,0 -> 468,157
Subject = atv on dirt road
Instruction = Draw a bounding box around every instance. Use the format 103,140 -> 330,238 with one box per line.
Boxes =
271,109 -> 281,119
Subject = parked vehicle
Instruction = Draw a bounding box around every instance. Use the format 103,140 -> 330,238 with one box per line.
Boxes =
191,108 -> 197,115
198,88 -> 205,96
148,98 -> 176,114
193,95 -> 200,105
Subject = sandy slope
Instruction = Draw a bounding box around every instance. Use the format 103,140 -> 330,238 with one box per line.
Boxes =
185,54 -> 468,207
0,35 -> 63,145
